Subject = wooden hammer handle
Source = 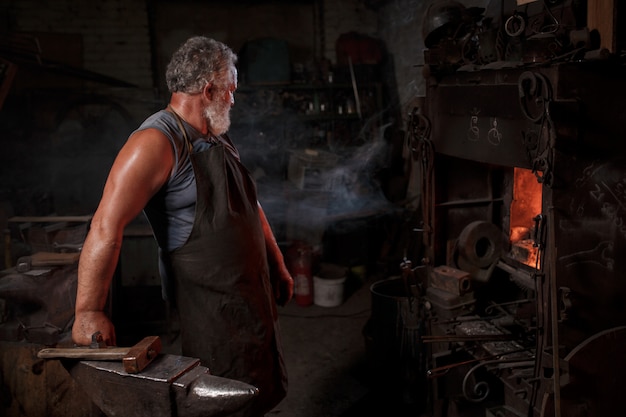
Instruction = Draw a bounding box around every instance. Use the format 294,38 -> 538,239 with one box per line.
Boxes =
37,335 -> 162,374
37,347 -> 130,360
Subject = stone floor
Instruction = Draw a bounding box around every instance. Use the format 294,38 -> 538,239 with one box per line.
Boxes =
270,278 -> 371,417
269,272 -> 428,417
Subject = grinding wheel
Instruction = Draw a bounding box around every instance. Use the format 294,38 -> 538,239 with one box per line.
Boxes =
457,220 -> 503,269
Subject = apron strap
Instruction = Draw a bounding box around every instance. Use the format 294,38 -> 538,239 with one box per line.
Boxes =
166,105 -> 194,154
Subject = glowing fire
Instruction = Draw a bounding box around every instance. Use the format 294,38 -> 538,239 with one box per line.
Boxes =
509,167 -> 542,268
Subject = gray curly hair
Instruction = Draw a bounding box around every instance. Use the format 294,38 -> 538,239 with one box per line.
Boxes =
165,36 -> 237,94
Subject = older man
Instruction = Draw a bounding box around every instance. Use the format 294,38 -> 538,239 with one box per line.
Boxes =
72,36 -> 293,416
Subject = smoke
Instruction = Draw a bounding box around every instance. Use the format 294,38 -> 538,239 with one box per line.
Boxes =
230,108 -> 396,246
324,120 -> 395,217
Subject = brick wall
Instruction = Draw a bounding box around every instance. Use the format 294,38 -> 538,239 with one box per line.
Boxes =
377,0 -> 428,112
1,0 -> 157,216
5,0 -> 153,90
376,0 -> 490,112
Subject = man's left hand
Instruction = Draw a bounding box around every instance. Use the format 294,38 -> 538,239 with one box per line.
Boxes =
273,265 -> 294,306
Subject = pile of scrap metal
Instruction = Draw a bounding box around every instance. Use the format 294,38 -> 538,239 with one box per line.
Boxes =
1,216 -> 89,346
422,0 -> 593,75
0,255 -> 78,345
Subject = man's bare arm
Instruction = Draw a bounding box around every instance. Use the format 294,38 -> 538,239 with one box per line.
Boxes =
258,203 -> 293,306
72,129 -> 174,346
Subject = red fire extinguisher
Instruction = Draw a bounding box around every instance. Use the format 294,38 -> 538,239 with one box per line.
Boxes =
288,241 -> 314,306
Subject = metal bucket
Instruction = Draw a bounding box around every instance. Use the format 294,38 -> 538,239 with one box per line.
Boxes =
364,275 -> 427,410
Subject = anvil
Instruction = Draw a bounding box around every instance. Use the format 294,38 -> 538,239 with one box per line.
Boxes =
65,353 -> 259,417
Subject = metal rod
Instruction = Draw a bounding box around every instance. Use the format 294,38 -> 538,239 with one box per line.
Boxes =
422,333 -> 516,343
427,349 -> 530,379
548,206 -> 561,417
347,56 -> 361,119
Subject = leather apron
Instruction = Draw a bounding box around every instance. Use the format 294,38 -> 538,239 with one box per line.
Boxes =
167,111 -> 287,416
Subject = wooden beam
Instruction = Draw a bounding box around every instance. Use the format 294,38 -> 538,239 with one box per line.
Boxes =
587,0 -> 617,52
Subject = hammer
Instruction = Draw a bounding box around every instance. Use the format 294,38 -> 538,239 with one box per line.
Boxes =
16,251 -> 81,272
38,332 -> 162,374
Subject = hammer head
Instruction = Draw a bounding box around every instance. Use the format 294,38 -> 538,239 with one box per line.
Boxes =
123,335 -> 162,373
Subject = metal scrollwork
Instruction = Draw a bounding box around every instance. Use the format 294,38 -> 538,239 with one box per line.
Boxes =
505,13 -> 526,37
467,114 -> 480,141
461,361 -> 493,403
518,71 -> 555,186
463,379 -> 491,403
518,71 -> 551,122
461,358 -> 535,404
407,106 -> 432,162
406,107 -> 435,262
488,117 -> 502,145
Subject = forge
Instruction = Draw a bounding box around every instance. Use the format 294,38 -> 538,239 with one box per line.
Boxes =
410,60 -> 626,417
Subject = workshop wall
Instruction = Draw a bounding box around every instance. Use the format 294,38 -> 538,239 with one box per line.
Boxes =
0,0 -> 497,231
0,0 -> 158,218
0,0 -> 384,220
1,0 -> 153,89
377,0 -> 490,117
149,0 -> 379,94
149,1 -> 318,94
322,0 -> 379,60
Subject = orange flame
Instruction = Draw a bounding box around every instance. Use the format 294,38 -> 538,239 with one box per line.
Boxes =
510,168 -> 542,268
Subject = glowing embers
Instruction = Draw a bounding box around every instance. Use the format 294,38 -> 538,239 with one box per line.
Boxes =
509,167 -> 543,269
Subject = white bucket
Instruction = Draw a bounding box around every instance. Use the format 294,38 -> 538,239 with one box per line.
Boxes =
313,263 -> 346,307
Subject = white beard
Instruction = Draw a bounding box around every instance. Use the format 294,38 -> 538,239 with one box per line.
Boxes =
204,101 -> 231,136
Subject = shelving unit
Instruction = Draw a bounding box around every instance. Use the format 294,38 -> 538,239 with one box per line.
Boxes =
232,82 -> 383,149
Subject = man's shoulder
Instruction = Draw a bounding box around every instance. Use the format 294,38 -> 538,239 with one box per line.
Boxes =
134,110 -> 181,142
139,109 -> 173,130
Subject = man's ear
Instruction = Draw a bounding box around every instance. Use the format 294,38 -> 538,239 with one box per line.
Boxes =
201,82 -> 213,101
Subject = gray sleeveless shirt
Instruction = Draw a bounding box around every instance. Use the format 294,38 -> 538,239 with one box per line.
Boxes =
134,109 -> 238,299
